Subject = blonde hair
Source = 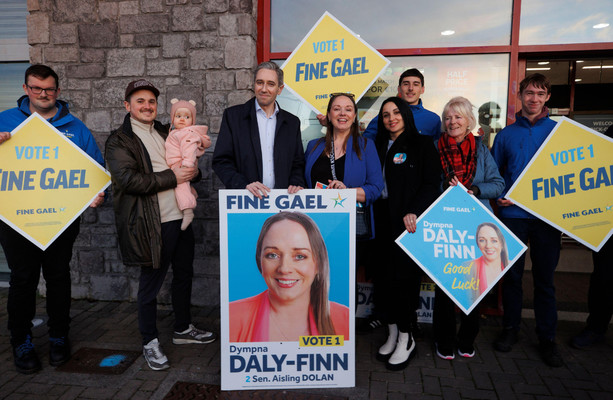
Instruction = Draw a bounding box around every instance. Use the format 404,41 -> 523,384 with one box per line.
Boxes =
442,96 -> 477,133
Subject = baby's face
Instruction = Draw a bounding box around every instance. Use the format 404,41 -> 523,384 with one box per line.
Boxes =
173,108 -> 193,129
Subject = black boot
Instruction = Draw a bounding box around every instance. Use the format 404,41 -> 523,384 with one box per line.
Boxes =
13,335 -> 42,374
49,336 -> 71,366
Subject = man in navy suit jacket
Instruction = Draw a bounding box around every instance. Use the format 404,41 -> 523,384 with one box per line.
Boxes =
212,62 -> 306,198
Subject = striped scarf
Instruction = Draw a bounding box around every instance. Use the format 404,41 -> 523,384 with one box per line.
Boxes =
437,132 -> 477,187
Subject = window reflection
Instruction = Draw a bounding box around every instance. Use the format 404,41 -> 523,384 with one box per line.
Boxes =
276,54 -> 509,149
0,63 -> 29,112
271,0 -> 512,52
520,0 -> 612,45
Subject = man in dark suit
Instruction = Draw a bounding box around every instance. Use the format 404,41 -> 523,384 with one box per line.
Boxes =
212,62 -> 306,198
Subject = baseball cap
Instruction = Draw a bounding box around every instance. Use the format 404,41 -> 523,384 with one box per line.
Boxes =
124,79 -> 160,100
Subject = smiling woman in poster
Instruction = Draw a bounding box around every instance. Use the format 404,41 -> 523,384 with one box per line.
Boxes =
470,222 -> 509,297
433,96 -> 505,361
229,212 -> 349,342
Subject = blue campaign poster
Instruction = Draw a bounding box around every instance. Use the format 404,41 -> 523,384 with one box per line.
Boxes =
396,185 -> 526,314
219,189 -> 356,391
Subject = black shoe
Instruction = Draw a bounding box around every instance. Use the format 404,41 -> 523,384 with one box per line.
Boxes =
494,328 -> 518,352
539,339 -> 563,367
13,335 -> 42,374
49,336 -> 71,366
356,318 -> 382,334
571,329 -> 604,349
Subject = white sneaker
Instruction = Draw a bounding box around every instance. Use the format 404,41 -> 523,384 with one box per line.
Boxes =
173,324 -> 217,344
143,338 -> 169,371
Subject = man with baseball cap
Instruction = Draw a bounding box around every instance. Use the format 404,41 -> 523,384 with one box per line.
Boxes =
105,79 -> 217,371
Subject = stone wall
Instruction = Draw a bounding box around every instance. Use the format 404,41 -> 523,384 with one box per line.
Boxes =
27,0 -> 257,306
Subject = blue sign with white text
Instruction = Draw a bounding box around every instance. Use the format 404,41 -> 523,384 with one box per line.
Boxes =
396,185 -> 526,314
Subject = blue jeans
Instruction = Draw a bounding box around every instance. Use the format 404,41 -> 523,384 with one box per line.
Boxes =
501,218 -> 561,341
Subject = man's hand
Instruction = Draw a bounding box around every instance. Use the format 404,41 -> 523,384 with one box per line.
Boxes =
327,179 -> 346,189
0,132 -> 10,145
288,185 -> 303,194
316,114 -> 327,127
497,198 -> 514,207
246,181 -> 270,199
172,165 -> 198,184
403,213 -> 418,233
89,192 -> 105,208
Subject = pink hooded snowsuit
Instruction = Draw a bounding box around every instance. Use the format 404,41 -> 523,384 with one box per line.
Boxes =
165,100 -> 211,210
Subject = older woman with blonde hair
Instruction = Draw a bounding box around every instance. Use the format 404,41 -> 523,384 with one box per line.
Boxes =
433,96 -> 504,360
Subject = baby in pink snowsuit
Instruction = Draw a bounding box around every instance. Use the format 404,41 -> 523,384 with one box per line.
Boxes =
165,99 -> 211,230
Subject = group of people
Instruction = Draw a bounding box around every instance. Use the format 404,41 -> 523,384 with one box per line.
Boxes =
0,62 -> 609,375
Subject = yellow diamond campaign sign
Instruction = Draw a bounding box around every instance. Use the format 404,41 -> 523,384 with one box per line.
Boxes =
507,117 -> 613,251
281,12 -> 390,115
0,113 -> 110,250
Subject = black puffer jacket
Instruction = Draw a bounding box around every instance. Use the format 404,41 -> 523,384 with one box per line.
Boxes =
105,114 -> 177,269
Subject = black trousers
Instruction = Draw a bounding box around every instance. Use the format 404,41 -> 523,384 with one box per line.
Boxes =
138,220 -> 195,345
372,200 -> 422,333
433,286 -> 480,348
586,237 -> 613,334
0,220 -> 80,345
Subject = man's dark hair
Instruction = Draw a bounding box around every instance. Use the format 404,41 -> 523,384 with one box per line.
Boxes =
398,68 -> 424,87
25,64 -> 59,88
519,73 -> 551,95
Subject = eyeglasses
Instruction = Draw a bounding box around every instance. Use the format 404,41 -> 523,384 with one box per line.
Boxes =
329,92 -> 355,99
26,85 -> 58,95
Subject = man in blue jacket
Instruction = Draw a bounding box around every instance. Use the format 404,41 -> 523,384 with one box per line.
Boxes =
491,73 -> 563,367
0,64 -> 105,374
362,68 -> 441,142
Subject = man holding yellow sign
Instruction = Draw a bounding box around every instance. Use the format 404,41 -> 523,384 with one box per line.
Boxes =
0,65 -> 105,374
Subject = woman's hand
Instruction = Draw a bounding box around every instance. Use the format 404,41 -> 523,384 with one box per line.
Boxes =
403,213 -> 418,233
327,179 -> 346,189
449,176 -> 474,194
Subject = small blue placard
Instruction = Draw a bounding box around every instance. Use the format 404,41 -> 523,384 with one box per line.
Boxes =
396,184 -> 526,314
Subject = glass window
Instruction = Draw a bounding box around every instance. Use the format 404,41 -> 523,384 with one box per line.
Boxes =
271,0 -> 513,53
0,0 -> 29,61
0,63 -> 29,112
520,0 -> 612,45
277,54 -> 509,149
0,0 -> 28,275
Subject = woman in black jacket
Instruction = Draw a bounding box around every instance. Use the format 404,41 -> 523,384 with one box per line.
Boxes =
372,97 -> 441,370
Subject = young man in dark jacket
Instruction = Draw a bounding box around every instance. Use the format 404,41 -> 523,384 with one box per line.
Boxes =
105,80 -> 216,371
